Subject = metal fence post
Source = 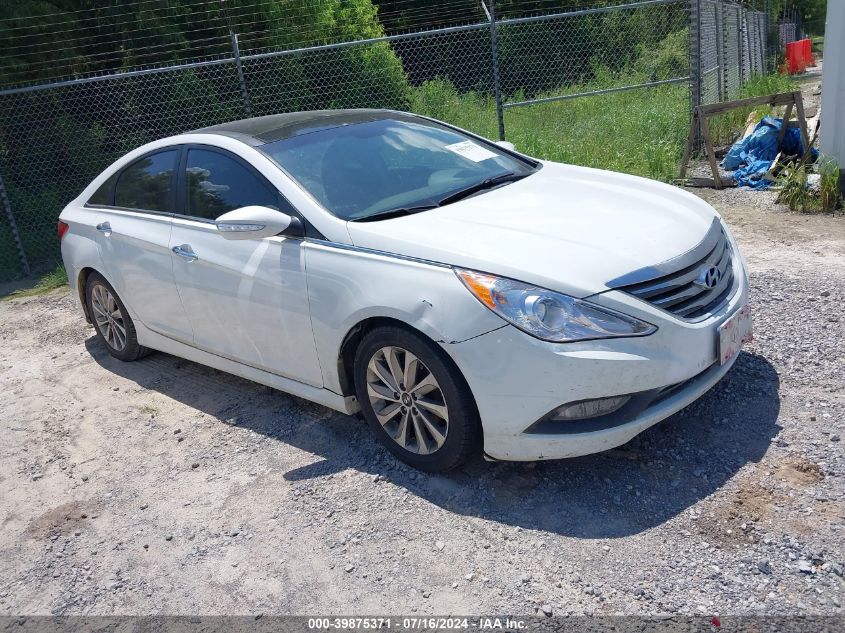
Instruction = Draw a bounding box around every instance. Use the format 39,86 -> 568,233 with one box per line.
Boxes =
737,6 -> 745,87
715,2 -> 725,102
760,13 -> 768,72
230,31 -> 253,117
763,0 -> 771,72
724,4 -> 733,100
220,1 -> 252,117
0,172 -> 31,277
482,0 -> 506,141
689,0 -> 702,146
748,11 -> 760,77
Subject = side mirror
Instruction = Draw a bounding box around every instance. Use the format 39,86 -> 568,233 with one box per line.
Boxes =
495,140 -> 516,152
215,206 -> 298,240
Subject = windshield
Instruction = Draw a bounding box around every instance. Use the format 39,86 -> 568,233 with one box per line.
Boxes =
259,116 -> 536,221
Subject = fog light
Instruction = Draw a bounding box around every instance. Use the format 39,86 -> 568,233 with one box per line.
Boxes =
551,395 -> 631,421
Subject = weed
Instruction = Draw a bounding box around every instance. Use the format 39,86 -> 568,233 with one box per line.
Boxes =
776,162 -> 812,212
4,264 -> 67,299
818,155 -> 841,212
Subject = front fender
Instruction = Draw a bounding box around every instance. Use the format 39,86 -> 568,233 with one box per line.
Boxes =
304,241 -> 504,393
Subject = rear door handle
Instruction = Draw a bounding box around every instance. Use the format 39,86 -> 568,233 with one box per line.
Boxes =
96,222 -> 111,235
172,244 -> 198,262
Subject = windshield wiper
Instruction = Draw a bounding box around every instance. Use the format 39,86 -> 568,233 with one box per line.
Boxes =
351,204 -> 439,222
436,171 -> 527,206
350,172 -> 529,222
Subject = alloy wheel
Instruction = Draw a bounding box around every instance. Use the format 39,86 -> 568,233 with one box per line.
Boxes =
365,345 -> 449,455
91,284 -> 127,352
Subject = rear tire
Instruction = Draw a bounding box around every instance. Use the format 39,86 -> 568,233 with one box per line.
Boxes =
353,325 -> 481,472
85,272 -> 149,361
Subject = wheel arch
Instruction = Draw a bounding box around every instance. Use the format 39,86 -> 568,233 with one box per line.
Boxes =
336,317 -> 481,420
337,316 -> 413,397
341,315 -> 485,470
77,266 -> 98,323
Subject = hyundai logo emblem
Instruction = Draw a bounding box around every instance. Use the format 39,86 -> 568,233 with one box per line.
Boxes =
695,265 -> 722,289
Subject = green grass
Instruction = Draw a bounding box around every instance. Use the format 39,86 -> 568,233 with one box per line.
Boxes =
411,72 -> 796,183
3,263 -> 68,300
411,76 -> 689,183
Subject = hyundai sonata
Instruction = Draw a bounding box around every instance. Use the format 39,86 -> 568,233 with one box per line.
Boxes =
59,109 -> 752,472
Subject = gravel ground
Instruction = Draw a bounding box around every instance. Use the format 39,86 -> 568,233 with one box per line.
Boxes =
1,190 -> 844,617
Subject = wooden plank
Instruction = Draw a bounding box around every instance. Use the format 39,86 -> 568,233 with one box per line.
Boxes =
741,112 -> 759,140
679,109 -> 699,180
697,92 -> 797,116
806,105 -> 821,139
763,151 -> 784,182
678,176 -> 737,188
699,113 -> 723,189
793,91 -> 810,156
678,92 -> 811,188
776,102 -> 794,149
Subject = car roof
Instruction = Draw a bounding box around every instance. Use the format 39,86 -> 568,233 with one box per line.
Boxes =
194,109 -> 418,146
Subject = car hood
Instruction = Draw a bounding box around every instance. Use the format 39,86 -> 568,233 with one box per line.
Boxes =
346,161 -> 720,297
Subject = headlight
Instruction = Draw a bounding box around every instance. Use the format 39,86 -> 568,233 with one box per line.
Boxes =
455,268 -> 656,343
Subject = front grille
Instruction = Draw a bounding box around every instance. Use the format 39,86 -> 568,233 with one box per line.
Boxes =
613,223 -> 737,321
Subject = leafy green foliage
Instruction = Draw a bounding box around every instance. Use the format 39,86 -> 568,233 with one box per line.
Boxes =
0,0 -> 410,281
633,28 -> 689,82
776,161 -> 811,212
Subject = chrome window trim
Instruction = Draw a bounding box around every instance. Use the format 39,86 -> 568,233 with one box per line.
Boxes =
305,238 -> 451,269
78,205 -> 174,223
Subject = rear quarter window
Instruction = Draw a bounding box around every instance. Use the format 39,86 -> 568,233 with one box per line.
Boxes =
87,173 -> 117,206
114,150 -> 178,213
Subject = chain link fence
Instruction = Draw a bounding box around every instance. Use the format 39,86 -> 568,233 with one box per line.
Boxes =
695,0 -> 768,108
0,0 -> 803,282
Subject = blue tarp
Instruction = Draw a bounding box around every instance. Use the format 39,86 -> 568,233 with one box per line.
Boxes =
722,116 -> 818,189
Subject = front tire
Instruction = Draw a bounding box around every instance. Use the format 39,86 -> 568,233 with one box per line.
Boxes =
353,325 -> 481,472
85,272 -> 149,361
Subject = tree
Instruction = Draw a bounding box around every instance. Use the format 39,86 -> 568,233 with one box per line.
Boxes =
0,0 -> 410,277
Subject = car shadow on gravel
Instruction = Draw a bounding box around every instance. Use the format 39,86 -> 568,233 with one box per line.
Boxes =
87,337 -> 780,538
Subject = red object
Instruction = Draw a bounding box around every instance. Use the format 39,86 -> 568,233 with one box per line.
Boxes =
711,616 -> 721,628
802,38 -> 815,67
786,39 -> 815,74
57,220 -> 69,240
786,41 -> 803,74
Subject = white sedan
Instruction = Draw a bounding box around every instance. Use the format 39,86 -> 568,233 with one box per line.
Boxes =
59,109 -> 752,472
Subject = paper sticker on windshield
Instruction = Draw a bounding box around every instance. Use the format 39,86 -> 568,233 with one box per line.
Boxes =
445,140 -> 498,163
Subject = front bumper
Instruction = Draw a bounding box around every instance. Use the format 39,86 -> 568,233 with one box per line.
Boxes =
443,257 -> 749,462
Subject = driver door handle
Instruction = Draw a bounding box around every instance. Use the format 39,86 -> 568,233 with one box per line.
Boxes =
172,244 -> 198,262
96,221 -> 111,234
